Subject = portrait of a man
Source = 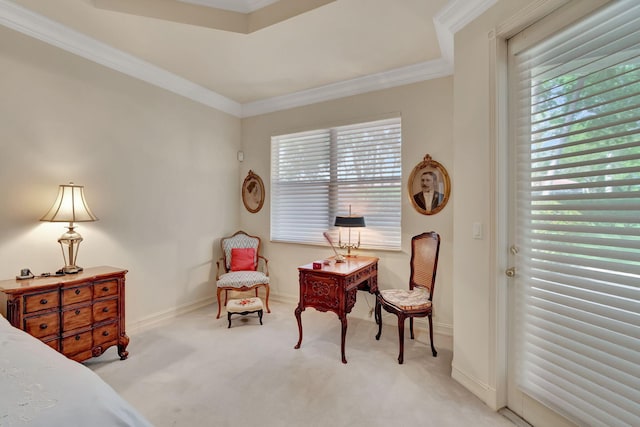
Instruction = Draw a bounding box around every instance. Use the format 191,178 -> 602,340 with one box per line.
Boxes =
413,170 -> 443,212
408,154 -> 450,215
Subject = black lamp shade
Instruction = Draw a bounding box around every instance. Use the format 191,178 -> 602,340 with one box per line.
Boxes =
334,216 -> 365,227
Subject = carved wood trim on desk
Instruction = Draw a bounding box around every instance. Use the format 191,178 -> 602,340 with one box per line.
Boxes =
0,266 -> 129,363
295,256 -> 378,363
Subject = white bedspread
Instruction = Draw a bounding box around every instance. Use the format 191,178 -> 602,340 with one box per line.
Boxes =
0,315 -> 153,426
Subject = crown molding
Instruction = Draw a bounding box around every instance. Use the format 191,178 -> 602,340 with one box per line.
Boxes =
0,0 -> 242,116
0,0 -> 496,119
241,58 -> 452,117
434,0 -> 498,64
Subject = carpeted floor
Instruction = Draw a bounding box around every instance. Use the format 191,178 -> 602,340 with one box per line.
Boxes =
86,300 -> 514,427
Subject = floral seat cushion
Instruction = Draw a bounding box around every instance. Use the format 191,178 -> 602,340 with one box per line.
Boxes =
226,297 -> 263,313
379,288 -> 432,311
217,271 -> 269,288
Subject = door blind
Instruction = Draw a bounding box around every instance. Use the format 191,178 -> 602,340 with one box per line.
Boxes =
512,1 -> 640,426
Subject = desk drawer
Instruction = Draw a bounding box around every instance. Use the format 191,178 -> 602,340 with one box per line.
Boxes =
24,312 -> 59,339
24,290 -> 59,314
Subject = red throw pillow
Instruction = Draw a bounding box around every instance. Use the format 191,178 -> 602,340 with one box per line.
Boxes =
230,248 -> 256,271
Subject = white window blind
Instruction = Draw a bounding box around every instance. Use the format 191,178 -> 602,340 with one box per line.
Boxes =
271,117 -> 401,250
511,1 -> 640,426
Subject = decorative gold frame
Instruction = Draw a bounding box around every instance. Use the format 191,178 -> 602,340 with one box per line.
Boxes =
408,154 -> 451,215
242,170 -> 265,213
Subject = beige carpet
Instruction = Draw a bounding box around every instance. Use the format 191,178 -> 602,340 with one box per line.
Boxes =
86,300 -> 514,427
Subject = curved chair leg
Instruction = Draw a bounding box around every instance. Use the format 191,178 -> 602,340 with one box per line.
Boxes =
397,313 -> 406,364
263,284 -> 271,313
375,299 -> 383,340
216,287 -> 224,319
428,314 -> 437,357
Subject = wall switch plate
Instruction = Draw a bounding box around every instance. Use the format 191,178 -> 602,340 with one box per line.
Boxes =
473,222 -> 483,239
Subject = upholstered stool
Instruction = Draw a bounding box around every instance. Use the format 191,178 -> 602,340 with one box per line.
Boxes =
226,297 -> 264,328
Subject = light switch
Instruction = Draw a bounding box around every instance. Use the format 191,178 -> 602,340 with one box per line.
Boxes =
473,222 -> 483,240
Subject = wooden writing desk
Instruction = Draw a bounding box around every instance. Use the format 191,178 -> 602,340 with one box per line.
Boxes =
294,256 -> 378,363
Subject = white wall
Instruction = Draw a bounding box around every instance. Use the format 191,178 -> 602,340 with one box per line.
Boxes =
451,0 -> 546,409
240,79 -> 454,333
0,26 -> 241,328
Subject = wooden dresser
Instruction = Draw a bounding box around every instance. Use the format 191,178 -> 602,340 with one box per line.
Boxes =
0,266 -> 129,363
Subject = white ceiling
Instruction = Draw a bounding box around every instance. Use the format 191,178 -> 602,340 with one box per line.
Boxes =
0,0 -> 497,117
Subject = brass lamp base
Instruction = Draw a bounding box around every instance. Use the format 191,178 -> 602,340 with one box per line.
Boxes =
58,224 -> 85,275
61,265 -> 83,274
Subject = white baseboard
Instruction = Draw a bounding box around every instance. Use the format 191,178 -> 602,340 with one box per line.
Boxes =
126,293 -> 454,337
451,364 -> 500,410
127,297 -> 216,334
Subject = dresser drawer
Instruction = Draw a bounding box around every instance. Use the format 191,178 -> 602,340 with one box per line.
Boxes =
24,290 -> 59,313
44,338 -> 60,352
62,285 -> 92,305
93,322 -> 117,347
62,330 -> 92,356
93,299 -> 117,322
62,305 -> 92,332
94,279 -> 118,298
24,312 -> 59,339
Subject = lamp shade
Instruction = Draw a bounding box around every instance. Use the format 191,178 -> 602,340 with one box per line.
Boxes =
334,215 -> 365,228
40,183 -> 98,223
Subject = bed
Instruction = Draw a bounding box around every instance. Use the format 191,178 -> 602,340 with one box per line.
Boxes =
0,315 -> 153,426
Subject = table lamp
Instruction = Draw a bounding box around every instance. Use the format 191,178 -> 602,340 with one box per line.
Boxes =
40,182 -> 98,274
334,205 -> 365,257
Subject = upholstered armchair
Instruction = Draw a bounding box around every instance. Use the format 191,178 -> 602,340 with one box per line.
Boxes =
215,231 -> 271,319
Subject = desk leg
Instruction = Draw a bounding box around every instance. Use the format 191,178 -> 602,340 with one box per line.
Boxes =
340,316 -> 348,364
294,305 -> 303,349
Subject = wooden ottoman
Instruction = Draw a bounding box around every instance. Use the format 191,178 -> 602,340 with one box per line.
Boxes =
226,297 -> 264,328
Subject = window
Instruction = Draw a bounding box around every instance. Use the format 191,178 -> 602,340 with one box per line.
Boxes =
271,117 -> 401,250
511,0 -> 640,425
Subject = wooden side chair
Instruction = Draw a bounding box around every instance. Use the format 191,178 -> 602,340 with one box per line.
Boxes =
375,231 -> 440,364
215,230 -> 271,319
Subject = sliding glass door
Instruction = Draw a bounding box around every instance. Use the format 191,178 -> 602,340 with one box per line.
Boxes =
506,1 -> 640,425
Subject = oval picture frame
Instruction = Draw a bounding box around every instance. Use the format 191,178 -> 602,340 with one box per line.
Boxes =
242,170 -> 265,213
408,154 -> 451,215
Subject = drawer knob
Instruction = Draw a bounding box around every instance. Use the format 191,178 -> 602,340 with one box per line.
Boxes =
75,335 -> 81,341
75,289 -> 81,295
102,287 -> 109,292
39,323 -> 48,330
102,307 -> 109,313
75,309 -> 81,315
40,299 -> 48,305
102,331 -> 110,337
